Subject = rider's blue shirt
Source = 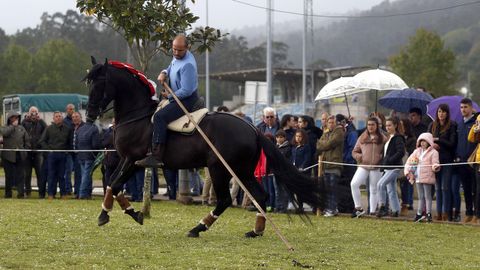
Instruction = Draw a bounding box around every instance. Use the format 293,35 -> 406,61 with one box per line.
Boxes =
164,51 -> 198,100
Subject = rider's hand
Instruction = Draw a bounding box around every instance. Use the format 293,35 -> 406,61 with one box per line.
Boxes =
160,90 -> 169,99
157,71 -> 167,85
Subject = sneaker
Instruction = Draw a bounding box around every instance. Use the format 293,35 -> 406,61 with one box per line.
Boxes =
351,208 -> 365,218
391,211 -> 399,217
452,214 -> 461,222
426,213 -> 432,223
414,214 -> 425,223
376,205 -> 388,218
324,210 -> 337,217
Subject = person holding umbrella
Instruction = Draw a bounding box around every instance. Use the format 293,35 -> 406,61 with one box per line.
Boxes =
428,104 -> 457,221
409,108 -> 428,140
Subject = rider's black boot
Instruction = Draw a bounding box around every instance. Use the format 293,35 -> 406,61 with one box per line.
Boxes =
135,144 -> 165,168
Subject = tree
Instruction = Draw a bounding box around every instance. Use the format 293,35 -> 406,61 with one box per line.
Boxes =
76,0 -> 224,72
443,28 -> 473,55
31,40 -> 90,93
389,28 -> 458,96
76,0 -> 226,216
465,43 -> 480,99
0,28 -> 9,54
1,44 -> 33,94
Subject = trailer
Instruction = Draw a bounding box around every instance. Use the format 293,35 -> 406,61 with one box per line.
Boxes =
2,93 -> 88,124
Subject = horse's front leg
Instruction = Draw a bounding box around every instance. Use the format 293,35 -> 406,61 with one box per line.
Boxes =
187,166 -> 232,237
98,159 -> 143,226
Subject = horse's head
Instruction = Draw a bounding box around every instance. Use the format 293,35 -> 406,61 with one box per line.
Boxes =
84,57 -> 112,122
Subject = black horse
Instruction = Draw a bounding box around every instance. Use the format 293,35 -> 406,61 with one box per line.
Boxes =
85,58 -> 323,237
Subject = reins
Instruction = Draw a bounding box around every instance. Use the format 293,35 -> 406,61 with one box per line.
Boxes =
99,105 -> 114,117
114,109 -> 154,129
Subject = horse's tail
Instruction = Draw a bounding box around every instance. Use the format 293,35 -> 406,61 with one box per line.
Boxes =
257,133 -> 324,210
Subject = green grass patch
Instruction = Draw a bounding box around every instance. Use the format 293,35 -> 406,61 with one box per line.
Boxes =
0,198 -> 479,269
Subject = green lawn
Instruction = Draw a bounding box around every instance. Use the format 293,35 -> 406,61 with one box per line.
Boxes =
0,198 -> 479,269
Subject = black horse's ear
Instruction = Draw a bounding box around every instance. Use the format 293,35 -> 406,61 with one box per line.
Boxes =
104,58 -> 108,65
91,56 -> 97,65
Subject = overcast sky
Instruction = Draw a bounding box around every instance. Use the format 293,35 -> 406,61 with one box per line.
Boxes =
0,0 -> 387,35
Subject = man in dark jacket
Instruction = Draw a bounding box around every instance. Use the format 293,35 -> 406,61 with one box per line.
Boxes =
76,113 -> 101,199
21,106 -> 47,198
336,114 -> 356,213
256,107 -> 279,136
409,107 -> 428,139
453,98 -> 477,222
102,119 -> 119,195
256,107 -> 279,211
39,111 -> 73,199
63,104 -> 75,195
1,111 -> 30,198
71,112 -> 84,198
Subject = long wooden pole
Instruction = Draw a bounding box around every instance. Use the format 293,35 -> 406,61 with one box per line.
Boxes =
163,83 -> 294,251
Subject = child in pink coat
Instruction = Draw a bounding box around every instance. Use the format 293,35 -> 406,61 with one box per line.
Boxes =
404,132 -> 440,222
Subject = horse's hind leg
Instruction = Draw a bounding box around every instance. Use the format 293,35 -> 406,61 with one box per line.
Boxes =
242,175 -> 268,238
98,159 -> 143,226
187,165 -> 232,238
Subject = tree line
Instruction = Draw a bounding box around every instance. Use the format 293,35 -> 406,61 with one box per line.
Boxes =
0,9 -> 295,107
0,0 -> 471,104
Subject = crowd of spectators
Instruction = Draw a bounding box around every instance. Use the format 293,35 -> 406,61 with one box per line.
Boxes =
2,96 -> 480,225
0,104 -> 158,201
243,96 -> 480,224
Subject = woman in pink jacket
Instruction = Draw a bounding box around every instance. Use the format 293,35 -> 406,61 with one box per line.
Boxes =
404,132 -> 440,222
350,117 -> 387,217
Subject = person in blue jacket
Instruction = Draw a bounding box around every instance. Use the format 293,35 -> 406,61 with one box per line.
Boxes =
136,35 -> 199,168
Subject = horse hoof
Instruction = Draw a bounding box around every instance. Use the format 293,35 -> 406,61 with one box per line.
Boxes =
245,230 -> 263,238
98,210 -> 110,226
187,230 -> 200,238
135,211 -> 144,225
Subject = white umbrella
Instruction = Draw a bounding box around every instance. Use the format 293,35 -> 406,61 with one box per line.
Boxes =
315,77 -> 356,101
315,76 -> 356,117
352,68 -> 408,91
351,68 -> 408,112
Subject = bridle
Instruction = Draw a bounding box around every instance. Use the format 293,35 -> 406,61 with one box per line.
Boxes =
87,65 -> 156,128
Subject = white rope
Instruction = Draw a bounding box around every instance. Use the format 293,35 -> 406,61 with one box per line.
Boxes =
0,148 -> 116,153
302,160 -> 478,171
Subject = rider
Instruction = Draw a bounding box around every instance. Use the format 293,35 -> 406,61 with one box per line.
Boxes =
135,34 -> 199,168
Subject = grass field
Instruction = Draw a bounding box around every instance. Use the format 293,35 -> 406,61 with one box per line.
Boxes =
0,198 -> 479,269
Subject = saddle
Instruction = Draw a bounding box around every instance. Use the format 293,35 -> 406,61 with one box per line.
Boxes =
153,98 -> 208,134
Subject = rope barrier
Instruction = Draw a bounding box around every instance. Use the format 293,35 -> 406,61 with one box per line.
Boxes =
0,148 -> 115,152
1,148 -> 475,168
302,160 -> 478,171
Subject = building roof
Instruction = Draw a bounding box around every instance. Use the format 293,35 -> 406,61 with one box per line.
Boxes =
203,66 -> 371,82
